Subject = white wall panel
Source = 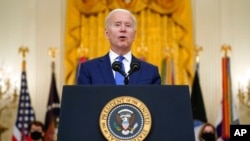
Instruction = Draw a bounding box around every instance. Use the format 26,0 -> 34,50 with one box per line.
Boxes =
192,0 -> 222,124
35,0 -> 65,122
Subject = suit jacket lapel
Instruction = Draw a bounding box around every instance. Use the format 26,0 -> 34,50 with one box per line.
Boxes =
128,56 -> 142,84
98,53 -> 116,84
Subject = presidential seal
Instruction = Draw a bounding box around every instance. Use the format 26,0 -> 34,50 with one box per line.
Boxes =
99,96 -> 152,141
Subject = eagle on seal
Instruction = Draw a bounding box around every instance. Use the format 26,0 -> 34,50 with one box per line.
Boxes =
114,109 -> 137,135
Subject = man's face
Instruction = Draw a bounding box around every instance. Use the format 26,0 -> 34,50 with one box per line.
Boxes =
105,11 -> 136,53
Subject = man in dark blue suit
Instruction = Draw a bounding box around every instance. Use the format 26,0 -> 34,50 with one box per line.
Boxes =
77,8 -> 161,85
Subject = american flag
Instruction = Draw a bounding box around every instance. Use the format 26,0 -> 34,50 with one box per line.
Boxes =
12,70 -> 36,141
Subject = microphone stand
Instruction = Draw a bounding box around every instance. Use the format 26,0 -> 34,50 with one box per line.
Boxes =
124,75 -> 129,85
123,62 -> 140,85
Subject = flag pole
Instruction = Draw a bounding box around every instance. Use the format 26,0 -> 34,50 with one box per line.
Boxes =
191,45 -> 207,125
221,44 -> 232,139
162,45 -> 175,84
18,46 -> 29,71
12,46 -> 36,141
195,45 -> 203,64
194,45 -> 203,70
221,44 -> 231,57
18,46 -> 29,141
48,47 -> 58,74
18,46 -> 29,59
45,47 -> 60,141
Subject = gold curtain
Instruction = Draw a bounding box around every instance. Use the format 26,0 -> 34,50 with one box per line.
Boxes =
64,0 -> 195,85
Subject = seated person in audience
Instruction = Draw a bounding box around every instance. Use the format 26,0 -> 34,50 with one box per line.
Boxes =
27,120 -> 45,141
198,123 -> 217,141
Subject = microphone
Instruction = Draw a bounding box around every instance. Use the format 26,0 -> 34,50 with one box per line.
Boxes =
112,61 -> 126,76
128,61 -> 140,76
112,61 -> 141,85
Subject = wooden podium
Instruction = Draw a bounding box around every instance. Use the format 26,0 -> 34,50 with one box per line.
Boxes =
57,85 -> 195,141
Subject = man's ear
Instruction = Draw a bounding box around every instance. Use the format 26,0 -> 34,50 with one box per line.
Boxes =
105,28 -> 110,40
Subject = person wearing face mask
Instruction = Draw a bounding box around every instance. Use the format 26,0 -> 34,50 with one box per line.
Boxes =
198,123 -> 217,141
77,8 -> 161,85
27,121 -> 45,141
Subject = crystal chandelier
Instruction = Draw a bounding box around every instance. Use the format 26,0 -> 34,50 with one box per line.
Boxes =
238,81 -> 250,108
0,65 -> 18,138
238,68 -> 250,108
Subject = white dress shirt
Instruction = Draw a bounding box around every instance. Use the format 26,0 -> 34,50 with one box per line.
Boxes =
109,50 -> 132,77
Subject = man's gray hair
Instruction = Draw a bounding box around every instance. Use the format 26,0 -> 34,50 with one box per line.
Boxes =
105,8 -> 137,30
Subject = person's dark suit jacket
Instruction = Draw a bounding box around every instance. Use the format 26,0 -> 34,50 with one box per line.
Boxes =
77,53 -> 161,85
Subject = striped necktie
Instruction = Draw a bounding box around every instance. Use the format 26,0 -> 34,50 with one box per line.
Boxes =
115,56 -> 125,85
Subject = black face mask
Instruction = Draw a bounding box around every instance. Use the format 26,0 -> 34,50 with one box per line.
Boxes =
30,131 -> 43,140
201,132 -> 215,141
